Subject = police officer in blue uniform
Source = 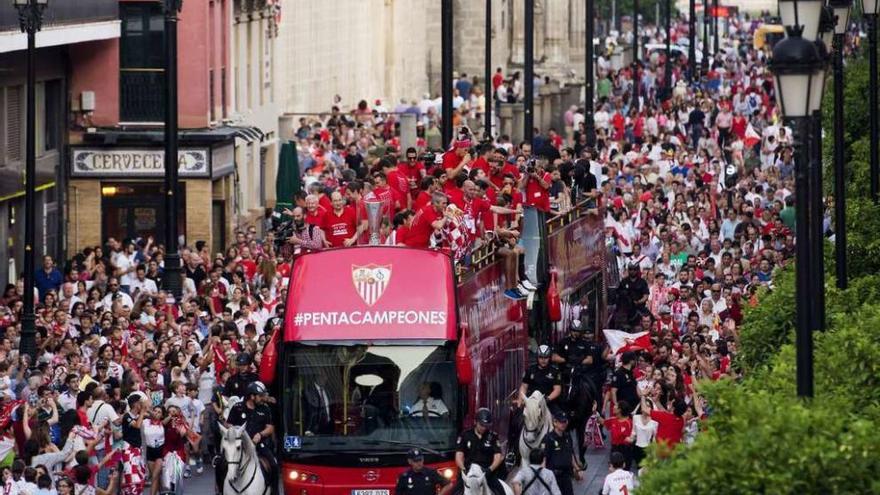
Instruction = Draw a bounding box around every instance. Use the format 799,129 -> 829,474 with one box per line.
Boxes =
396,448 -> 453,495
454,408 -> 504,495
541,411 -> 582,495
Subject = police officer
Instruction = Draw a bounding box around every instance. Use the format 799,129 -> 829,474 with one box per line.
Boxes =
519,345 -> 562,409
223,352 -> 260,398
226,381 -> 278,495
542,411 -> 583,495
455,408 -> 504,495
396,448 -> 453,495
552,320 -> 593,383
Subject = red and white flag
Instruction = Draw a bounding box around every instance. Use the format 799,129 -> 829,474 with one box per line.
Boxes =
603,329 -> 653,355
743,123 -> 761,148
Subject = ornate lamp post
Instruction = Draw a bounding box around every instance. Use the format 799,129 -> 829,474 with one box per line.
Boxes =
863,0 -> 880,203
828,0 -> 852,289
162,0 -> 183,303
13,0 -> 48,363
769,4 -> 827,397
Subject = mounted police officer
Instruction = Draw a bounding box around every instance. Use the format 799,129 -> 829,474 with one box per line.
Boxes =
223,352 -> 260,399
541,411 -> 583,495
396,448 -> 453,495
225,381 -> 279,495
518,345 -> 562,410
455,408 -> 505,495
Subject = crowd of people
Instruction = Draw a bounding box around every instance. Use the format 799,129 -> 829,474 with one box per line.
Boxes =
0,9 -> 854,495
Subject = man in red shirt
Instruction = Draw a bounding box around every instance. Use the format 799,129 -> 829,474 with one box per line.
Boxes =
470,143 -> 493,176
519,160 -> 552,212
641,392 -> 687,449
492,67 -> 504,91
405,192 -> 449,248
322,191 -> 359,247
383,158 -> 412,209
304,195 -> 326,226
413,176 -> 438,211
370,171 -> 404,213
441,139 -> 472,179
443,172 -> 466,210
398,147 -> 427,198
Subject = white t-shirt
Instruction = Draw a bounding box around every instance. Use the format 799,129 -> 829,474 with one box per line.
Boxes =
87,400 -> 119,431
116,252 -> 137,287
602,468 -> 636,495
143,418 -> 165,448
632,414 -> 659,448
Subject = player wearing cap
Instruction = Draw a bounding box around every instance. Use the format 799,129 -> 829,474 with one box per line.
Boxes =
396,448 -> 452,495
519,345 -> 562,409
454,408 -> 504,495
222,352 -> 259,399
541,411 -> 583,495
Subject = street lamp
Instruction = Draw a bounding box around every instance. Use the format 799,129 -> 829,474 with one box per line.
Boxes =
863,0 -> 880,203
162,0 -> 183,303
769,24 -> 827,399
632,0 -> 640,110
810,7 -> 834,332
585,0 -> 596,146
688,0 -> 696,82
828,0 -> 852,289
779,0 -> 825,41
663,0 -> 672,99
13,0 -> 49,364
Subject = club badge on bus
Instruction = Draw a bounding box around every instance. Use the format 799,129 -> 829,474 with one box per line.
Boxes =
352,264 -> 392,306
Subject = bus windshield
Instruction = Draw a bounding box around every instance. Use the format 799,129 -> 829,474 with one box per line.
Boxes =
282,343 -> 459,454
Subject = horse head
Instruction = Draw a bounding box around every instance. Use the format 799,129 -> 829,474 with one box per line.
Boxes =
461,464 -> 487,495
522,391 -> 548,432
218,423 -> 255,480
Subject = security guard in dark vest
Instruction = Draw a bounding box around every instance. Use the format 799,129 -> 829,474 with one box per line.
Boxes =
542,411 -> 583,495
221,381 -> 279,495
396,448 -> 453,495
519,345 -> 562,409
454,408 -> 504,495
223,352 -> 260,398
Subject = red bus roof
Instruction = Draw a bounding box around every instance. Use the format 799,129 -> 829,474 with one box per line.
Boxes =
283,247 -> 458,342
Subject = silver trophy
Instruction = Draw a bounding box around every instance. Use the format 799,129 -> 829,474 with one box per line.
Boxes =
365,200 -> 383,245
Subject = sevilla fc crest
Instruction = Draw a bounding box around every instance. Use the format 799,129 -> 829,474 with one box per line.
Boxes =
352,264 -> 392,306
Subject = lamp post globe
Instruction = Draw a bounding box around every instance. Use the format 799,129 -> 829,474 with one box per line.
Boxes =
769,30 -> 826,119
778,0 -> 825,41
828,0 -> 852,35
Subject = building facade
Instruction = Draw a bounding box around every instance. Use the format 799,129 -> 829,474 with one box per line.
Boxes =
65,0 -> 279,258
0,0 -> 120,285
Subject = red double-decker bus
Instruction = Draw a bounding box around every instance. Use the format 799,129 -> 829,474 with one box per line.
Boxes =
274,202 -> 606,495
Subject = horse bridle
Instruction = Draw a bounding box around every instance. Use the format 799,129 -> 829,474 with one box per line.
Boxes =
225,439 -> 269,495
521,403 -> 548,449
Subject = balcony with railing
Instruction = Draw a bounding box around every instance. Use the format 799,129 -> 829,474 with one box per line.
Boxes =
0,0 -> 118,31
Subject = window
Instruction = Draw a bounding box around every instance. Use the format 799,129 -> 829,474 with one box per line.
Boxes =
5,86 -> 22,163
43,80 -> 62,153
119,3 -> 165,122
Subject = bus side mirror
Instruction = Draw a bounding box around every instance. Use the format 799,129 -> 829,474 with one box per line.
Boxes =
456,324 -> 473,386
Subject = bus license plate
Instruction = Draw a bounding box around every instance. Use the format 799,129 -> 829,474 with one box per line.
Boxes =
353,490 -> 389,495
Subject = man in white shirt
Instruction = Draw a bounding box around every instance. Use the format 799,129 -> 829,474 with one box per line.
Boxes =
602,452 -> 636,495
116,241 -> 138,289
409,382 -> 449,417
100,277 -> 133,310
129,264 -> 158,298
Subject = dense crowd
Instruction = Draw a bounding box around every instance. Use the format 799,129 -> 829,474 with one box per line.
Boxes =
0,11 -> 853,495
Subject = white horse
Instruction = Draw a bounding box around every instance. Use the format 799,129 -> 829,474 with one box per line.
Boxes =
518,391 -> 552,469
461,464 -> 514,495
218,423 -> 270,495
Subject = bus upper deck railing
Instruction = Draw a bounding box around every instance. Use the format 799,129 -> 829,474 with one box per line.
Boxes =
455,199 -> 601,283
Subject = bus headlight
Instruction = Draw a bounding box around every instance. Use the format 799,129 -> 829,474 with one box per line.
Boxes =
441,468 -> 455,479
288,470 -> 321,483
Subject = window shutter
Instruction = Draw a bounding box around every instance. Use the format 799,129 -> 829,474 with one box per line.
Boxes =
6,86 -> 22,163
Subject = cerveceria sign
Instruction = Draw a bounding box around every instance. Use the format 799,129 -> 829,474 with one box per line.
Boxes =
70,148 -> 210,178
